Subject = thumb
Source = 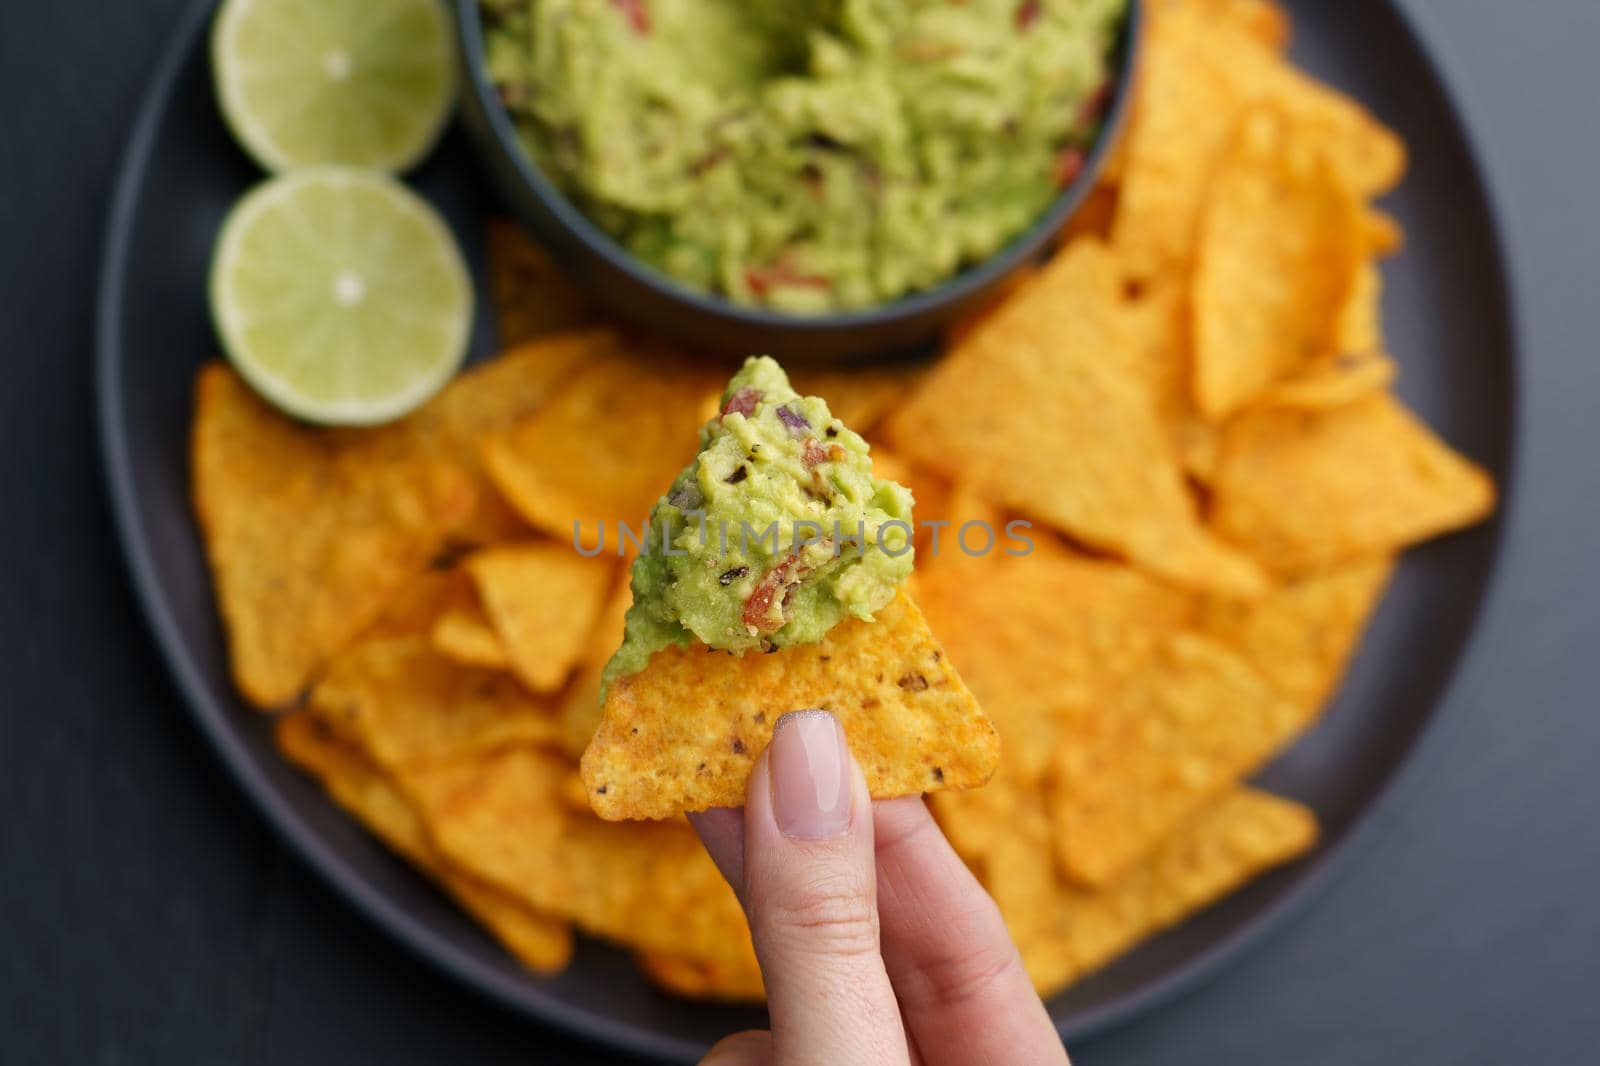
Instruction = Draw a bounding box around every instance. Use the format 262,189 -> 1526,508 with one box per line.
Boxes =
739,711 -> 910,1066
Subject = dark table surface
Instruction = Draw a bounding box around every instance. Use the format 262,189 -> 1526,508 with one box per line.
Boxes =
3,2 -> 1597,1063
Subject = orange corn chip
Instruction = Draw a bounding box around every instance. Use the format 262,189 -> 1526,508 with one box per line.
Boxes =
485,217 -> 596,347
310,634 -> 561,770
883,239 -> 1266,597
1115,4 -> 1403,277
987,786 -> 1316,996
636,952 -> 766,1003
1211,393 -> 1496,572
401,746 -> 758,969
919,536 -> 1192,785
191,364 -> 476,707
1201,556 -> 1395,709
1192,106 -> 1364,418
276,713 -> 572,971
1048,633 -> 1315,886
467,541 -> 614,693
431,603 -> 510,669
1257,349 -> 1397,411
580,591 -> 998,820
559,570 -> 636,758
387,331 -> 604,545
482,347 -> 723,539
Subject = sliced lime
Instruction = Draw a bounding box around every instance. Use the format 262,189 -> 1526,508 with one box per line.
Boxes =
212,0 -> 455,173
209,168 -> 473,425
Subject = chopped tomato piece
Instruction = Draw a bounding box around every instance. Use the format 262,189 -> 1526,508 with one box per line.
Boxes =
721,386 -> 762,418
609,0 -> 650,35
1053,146 -> 1085,188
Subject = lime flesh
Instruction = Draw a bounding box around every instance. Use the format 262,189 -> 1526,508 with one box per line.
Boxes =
209,168 -> 473,425
212,0 -> 455,172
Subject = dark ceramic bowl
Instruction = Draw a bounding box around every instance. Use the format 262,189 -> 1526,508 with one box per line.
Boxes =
453,0 -> 1143,360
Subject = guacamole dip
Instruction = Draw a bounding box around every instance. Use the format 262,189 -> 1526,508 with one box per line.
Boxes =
602,356 -> 914,692
482,0 -> 1126,312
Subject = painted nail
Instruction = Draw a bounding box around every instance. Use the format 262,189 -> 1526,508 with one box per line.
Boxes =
768,710 -> 851,839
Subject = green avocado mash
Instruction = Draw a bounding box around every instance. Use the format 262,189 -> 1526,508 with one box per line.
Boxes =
481,0 -> 1126,312
601,356 -> 914,693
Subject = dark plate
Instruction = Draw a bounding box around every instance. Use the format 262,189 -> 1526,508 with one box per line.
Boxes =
96,1 -> 1515,1061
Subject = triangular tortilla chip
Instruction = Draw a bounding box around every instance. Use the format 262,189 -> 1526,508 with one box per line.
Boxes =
1201,555 -> 1395,709
580,591 -> 999,820
635,952 -> 766,1003
191,364 -> 476,707
400,746 -> 757,969
485,218 -> 595,347
1191,106 -> 1364,417
466,541 -> 615,693
310,634 -> 561,771
559,570 -> 636,758
1114,3 -> 1403,277
919,534 -> 1192,785
192,333 -> 600,706
1211,392 -> 1496,572
276,713 -> 572,971
1048,632 -> 1316,886
430,602 -> 510,669
986,785 -> 1316,997
882,238 -> 1266,597
481,346 -> 724,538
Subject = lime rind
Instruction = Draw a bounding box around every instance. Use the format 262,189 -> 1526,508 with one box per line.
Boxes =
210,168 -> 473,426
212,0 -> 456,173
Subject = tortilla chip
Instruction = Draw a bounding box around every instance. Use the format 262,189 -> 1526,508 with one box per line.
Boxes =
919,536 -> 1191,785
987,786 -> 1316,996
402,746 -> 758,968
559,571 -> 635,758
310,634 -> 561,770
883,239 -> 1266,598
431,603 -> 510,669
482,347 -> 723,539
788,363 -> 924,436
387,331 -> 605,545
486,217 -> 595,346
276,713 -> 573,971
466,542 -> 614,693
1116,275 -> 1223,486
1363,210 -> 1404,257
580,591 -> 998,820
1336,259 -> 1386,357
636,952 -> 766,1003
1115,4 -> 1403,277
1258,349 -> 1397,410
1211,393 -> 1496,572
192,364 -> 477,707
1202,556 -> 1395,709
1192,106 -> 1364,418
1049,633 -> 1316,886
1059,183 -> 1121,245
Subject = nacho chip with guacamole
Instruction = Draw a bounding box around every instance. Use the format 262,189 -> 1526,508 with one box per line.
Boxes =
580,357 -> 997,820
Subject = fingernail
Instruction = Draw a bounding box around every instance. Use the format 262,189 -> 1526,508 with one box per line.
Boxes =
768,710 -> 851,839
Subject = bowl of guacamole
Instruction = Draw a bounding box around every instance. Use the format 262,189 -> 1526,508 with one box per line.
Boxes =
457,0 -> 1140,357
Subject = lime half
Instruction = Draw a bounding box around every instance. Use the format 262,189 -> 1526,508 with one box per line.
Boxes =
210,168 -> 473,426
212,0 -> 455,172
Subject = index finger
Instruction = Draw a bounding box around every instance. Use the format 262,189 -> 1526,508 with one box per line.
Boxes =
872,797 -> 1070,1066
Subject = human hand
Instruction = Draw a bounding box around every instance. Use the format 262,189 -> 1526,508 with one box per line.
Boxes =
688,709 -> 1069,1066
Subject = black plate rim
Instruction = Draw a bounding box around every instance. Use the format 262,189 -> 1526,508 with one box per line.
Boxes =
94,1 -> 1521,1060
